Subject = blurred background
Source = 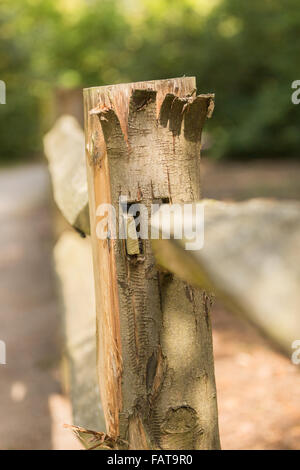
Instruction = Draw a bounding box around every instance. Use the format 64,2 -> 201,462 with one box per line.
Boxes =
1,0 -> 300,163
0,0 -> 299,450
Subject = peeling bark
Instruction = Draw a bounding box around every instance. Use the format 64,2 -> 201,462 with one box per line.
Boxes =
84,77 -> 220,450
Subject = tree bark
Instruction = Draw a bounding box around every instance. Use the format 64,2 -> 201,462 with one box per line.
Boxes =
83,77 -> 220,450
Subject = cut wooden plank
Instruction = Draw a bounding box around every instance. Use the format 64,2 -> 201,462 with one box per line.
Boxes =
84,77 -> 220,449
151,199 -> 300,355
54,231 -> 105,435
44,115 -> 90,235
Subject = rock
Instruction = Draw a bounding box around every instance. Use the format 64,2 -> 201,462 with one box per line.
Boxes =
44,115 -> 90,235
151,199 -> 300,355
54,231 -> 105,432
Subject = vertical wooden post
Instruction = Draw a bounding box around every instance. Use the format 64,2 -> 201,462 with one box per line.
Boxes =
84,77 -> 220,450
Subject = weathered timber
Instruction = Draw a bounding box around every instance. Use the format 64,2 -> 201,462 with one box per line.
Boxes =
151,199 -> 300,355
44,115 -> 90,234
84,77 -> 220,450
54,231 -> 105,434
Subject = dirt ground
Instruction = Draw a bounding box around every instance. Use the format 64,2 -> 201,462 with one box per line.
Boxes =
0,165 -> 81,449
203,158 -> 300,450
212,301 -> 300,449
0,160 -> 299,450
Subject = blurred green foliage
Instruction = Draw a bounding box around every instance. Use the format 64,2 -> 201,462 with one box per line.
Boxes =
0,0 -> 299,163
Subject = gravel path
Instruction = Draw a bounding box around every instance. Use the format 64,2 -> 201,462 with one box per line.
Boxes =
0,164 -> 80,449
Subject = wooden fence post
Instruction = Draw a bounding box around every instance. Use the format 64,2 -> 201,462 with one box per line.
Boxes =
83,77 -> 220,450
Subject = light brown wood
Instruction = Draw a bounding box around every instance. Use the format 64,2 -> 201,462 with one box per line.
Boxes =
152,199 -> 300,356
44,115 -> 90,234
84,77 -> 220,449
54,232 -> 105,435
